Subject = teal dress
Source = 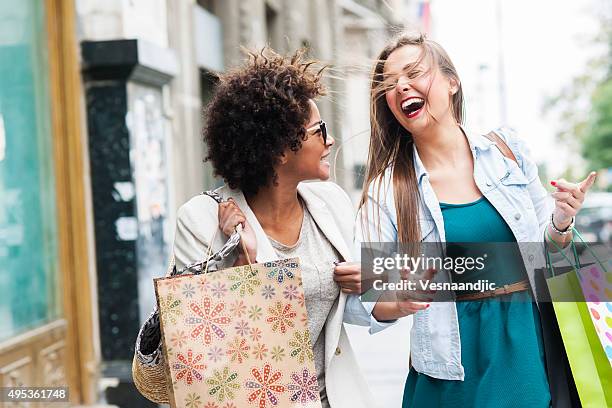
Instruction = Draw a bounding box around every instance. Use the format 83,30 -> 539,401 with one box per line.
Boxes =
402,196 -> 551,408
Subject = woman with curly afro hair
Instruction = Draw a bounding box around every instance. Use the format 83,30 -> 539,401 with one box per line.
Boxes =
133,48 -> 393,408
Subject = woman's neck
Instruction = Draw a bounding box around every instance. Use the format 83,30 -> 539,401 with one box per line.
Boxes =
246,179 -> 303,228
412,121 -> 467,169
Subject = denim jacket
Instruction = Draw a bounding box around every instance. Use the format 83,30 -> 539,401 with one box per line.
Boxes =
355,127 -> 555,380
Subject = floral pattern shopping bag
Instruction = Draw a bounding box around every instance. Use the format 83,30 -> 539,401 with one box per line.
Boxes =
155,257 -> 322,408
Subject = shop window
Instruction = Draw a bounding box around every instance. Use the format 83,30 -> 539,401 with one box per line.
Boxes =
197,0 -> 215,13
354,163 -> 366,190
0,0 -> 60,341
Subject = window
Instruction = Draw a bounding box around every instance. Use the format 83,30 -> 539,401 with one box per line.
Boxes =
265,4 -> 281,50
200,70 -> 221,188
354,164 -> 366,190
201,70 -> 219,108
197,0 -> 215,13
0,0 -> 60,341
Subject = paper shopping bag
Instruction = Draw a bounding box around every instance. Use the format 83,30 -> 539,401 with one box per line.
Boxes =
155,257 -> 322,408
547,268 -> 612,407
574,259 -> 612,367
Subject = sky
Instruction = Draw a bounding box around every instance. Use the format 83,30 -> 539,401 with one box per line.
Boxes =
429,0 -> 604,177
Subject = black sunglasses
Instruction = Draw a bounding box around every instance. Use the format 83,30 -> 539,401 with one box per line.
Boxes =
306,120 -> 328,145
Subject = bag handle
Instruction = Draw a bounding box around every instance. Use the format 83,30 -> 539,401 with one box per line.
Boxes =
202,223 -> 253,274
484,130 -> 518,165
546,227 -> 586,280
546,227 -> 609,275
178,191 -> 253,275
545,229 -> 581,277
571,229 -> 608,272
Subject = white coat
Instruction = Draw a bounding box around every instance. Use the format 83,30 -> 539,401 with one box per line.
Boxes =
174,181 -> 385,408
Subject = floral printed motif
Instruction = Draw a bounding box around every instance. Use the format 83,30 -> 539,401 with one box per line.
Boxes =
226,336 -> 250,363
164,278 -> 182,291
228,267 -> 261,297
252,343 -> 269,360
235,320 -> 250,337
266,301 -> 296,334
287,368 -> 319,404
249,327 -> 262,342
282,284 -> 299,300
186,297 -> 231,345
207,346 -> 224,363
184,392 -> 202,408
270,346 -> 285,363
230,300 -> 246,317
261,285 -> 275,300
182,283 -> 196,298
296,293 -> 305,308
170,330 -> 188,348
209,268 -> 225,280
248,305 -> 263,321
288,330 -> 313,364
198,276 -> 211,292
172,349 -> 206,385
264,260 -> 298,283
206,366 -> 241,402
210,282 -> 228,299
245,364 -> 286,407
159,293 -> 182,325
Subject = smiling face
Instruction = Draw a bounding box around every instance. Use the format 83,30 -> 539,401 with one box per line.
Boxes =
283,99 -> 334,181
383,45 -> 459,135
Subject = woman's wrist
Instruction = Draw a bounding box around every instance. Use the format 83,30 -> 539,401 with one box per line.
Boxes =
234,252 -> 256,266
237,242 -> 257,262
546,211 -> 575,248
373,300 -> 398,321
373,299 -> 413,321
546,222 -> 573,249
551,212 -> 574,232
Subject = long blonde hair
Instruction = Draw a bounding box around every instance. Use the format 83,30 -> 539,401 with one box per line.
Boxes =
359,33 -> 464,244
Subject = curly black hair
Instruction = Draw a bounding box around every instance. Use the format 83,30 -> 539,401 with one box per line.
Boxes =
203,48 -> 327,196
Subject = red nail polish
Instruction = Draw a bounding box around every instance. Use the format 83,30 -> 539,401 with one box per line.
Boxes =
550,181 -> 557,186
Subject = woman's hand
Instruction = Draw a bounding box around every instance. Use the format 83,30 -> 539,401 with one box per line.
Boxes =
333,262 -> 362,294
218,198 -> 257,262
395,267 -> 433,315
395,299 -> 430,315
372,267 -> 433,320
550,171 -> 597,229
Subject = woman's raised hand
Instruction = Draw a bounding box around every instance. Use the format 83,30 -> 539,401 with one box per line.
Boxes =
218,198 -> 257,262
550,171 -> 597,228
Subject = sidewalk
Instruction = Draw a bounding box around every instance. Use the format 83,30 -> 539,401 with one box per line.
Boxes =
345,316 -> 412,408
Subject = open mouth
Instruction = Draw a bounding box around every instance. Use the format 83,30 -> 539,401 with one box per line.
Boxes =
401,97 -> 425,118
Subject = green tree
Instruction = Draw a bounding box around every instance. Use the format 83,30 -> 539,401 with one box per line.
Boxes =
583,79 -> 612,169
543,6 -> 611,176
